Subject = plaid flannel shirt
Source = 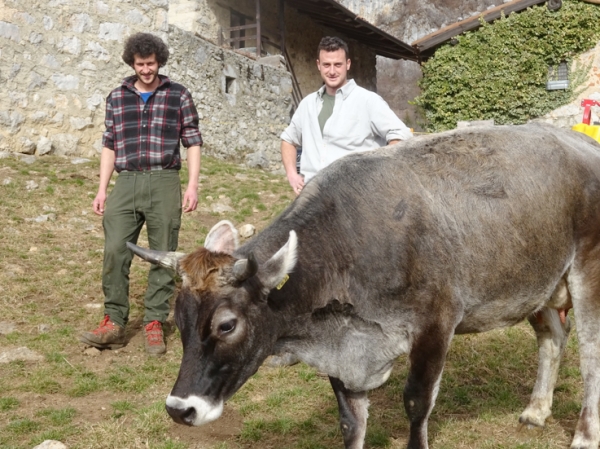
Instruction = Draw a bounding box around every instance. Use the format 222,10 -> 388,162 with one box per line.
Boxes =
102,75 -> 203,172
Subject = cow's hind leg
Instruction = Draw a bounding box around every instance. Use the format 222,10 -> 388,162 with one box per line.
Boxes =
404,322 -> 454,449
329,376 -> 369,449
568,261 -> 600,449
519,307 -> 571,428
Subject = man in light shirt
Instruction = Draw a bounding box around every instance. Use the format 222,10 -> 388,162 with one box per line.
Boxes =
271,37 -> 412,367
281,36 -> 413,195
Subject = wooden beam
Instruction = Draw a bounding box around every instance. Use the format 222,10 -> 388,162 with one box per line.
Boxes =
223,23 -> 258,32
256,0 -> 261,57
224,35 -> 258,44
412,0 -> 547,52
279,0 -> 285,54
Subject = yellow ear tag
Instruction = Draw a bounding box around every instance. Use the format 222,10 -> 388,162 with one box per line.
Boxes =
276,274 -> 290,290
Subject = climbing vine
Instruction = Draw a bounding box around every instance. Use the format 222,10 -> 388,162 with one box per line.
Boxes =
414,0 -> 600,132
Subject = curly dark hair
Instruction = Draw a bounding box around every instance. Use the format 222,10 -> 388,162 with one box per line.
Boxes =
317,36 -> 349,60
122,32 -> 170,67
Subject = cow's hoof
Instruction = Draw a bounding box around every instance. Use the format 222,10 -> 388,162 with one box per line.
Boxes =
517,422 -> 544,435
517,414 -> 546,434
518,411 -> 548,430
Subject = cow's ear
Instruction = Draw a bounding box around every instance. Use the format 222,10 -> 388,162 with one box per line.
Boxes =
204,220 -> 239,254
259,231 -> 298,290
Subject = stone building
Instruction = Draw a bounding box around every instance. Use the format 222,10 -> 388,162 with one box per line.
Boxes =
0,0 -> 416,170
169,0 -> 415,98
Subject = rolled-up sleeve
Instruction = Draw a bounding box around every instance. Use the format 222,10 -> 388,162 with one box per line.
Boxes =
369,95 -> 413,142
180,89 -> 203,148
280,101 -> 305,147
102,95 -> 115,150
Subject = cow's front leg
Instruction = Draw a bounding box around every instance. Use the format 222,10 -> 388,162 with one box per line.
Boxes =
519,308 -> 570,428
329,376 -> 369,449
404,324 -> 453,449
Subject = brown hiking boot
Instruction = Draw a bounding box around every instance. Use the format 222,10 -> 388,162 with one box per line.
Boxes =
79,315 -> 126,349
144,320 -> 166,355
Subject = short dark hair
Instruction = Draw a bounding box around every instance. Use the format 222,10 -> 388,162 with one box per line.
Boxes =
317,36 -> 349,60
122,32 -> 170,67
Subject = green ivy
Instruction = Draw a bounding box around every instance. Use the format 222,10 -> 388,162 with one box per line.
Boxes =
414,0 -> 600,132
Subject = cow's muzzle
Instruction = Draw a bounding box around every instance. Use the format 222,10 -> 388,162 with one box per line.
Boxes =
165,394 -> 223,426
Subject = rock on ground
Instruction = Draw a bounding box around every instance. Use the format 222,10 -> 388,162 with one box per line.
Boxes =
0,321 -> 16,335
238,223 -> 256,238
0,347 -> 44,364
32,441 -> 68,449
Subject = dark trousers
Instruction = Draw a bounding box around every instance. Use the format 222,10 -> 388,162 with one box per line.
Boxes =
102,170 -> 182,327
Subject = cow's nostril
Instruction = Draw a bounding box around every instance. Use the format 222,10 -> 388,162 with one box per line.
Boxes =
166,403 -> 196,426
181,407 -> 196,424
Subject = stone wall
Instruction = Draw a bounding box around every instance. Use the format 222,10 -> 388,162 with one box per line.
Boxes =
0,0 -> 293,170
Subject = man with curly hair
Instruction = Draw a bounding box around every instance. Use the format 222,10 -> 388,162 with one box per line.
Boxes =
79,32 -> 202,356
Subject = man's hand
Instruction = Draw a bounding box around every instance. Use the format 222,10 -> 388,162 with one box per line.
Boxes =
184,145 -> 201,213
182,186 -> 198,213
281,141 -> 304,195
92,191 -> 108,216
93,147 -> 116,216
287,172 -> 305,196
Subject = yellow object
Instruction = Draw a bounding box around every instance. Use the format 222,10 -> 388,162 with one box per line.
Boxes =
276,274 -> 289,290
572,123 -> 600,143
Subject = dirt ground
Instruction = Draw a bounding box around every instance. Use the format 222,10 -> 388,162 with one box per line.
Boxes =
0,155 -> 297,448
0,154 -> 585,449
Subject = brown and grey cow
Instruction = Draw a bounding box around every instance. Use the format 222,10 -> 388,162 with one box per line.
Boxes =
129,123 -> 600,449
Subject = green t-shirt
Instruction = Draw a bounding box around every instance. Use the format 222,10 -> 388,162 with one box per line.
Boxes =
318,93 -> 335,135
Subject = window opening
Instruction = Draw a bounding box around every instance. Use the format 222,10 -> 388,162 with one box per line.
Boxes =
546,61 -> 569,90
225,76 -> 236,94
230,11 -> 247,49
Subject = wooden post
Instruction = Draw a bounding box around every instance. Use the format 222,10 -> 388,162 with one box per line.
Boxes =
218,26 -> 223,46
279,0 -> 285,55
256,0 -> 261,57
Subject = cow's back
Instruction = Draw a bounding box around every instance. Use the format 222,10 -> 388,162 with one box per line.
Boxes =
268,124 -> 600,333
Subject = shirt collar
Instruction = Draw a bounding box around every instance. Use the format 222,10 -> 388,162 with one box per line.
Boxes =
317,79 -> 356,100
122,74 -> 171,93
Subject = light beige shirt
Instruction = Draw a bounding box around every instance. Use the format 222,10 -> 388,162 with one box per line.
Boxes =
281,79 -> 413,181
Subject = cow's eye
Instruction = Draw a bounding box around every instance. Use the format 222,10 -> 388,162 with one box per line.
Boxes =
218,319 -> 236,335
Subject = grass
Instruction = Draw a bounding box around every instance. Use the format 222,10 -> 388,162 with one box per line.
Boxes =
0,154 -> 586,449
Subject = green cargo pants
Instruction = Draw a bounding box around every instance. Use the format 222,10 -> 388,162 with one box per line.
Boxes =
102,169 -> 182,327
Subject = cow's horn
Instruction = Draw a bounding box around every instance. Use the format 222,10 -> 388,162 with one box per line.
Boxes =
126,242 -> 186,271
232,252 -> 258,281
